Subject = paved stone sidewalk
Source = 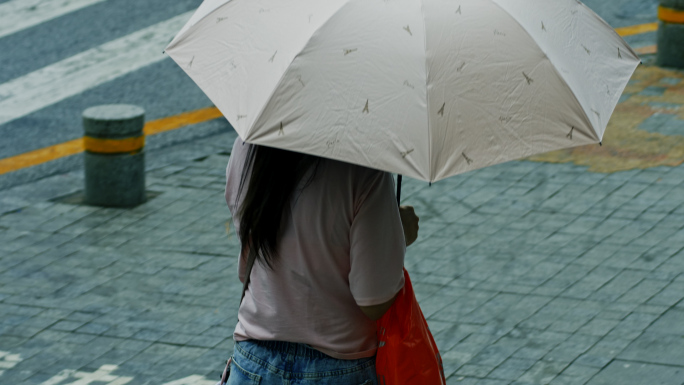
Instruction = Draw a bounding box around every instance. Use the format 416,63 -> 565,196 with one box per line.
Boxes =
1,66 -> 684,385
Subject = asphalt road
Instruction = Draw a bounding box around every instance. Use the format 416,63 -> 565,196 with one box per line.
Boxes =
0,0 -> 660,188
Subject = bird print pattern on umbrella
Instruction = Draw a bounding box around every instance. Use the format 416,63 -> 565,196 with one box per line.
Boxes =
166,0 -> 639,183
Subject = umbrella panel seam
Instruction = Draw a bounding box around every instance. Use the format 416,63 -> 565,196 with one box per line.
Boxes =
246,0 -> 353,142
487,0 -> 597,142
419,0 -> 432,183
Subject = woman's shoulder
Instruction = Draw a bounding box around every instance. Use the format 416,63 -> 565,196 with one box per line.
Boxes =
320,158 -> 392,209
324,156 -> 388,183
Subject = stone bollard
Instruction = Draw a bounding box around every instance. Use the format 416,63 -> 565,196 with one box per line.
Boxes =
657,0 -> 684,68
83,104 -> 146,207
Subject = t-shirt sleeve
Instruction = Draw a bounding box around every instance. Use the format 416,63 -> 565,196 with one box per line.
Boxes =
349,171 -> 405,307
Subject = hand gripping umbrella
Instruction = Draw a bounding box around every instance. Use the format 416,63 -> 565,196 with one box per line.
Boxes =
165,0 -> 639,193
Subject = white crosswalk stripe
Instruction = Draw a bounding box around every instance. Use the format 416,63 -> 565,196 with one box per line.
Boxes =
0,0 -> 107,39
0,11 -> 192,126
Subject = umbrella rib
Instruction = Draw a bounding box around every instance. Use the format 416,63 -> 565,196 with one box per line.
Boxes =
247,0 -> 353,141
574,0 -> 640,60
487,0 -> 596,142
419,0 -> 432,183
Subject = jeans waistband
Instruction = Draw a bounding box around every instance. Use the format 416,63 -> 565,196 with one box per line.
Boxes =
249,340 -> 333,359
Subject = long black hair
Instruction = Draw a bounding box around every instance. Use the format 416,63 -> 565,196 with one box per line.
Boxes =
236,144 -> 321,268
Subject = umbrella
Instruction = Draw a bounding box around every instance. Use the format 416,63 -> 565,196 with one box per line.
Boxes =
165,0 -> 640,184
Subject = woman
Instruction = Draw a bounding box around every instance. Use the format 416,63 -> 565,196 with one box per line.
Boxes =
224,137 -> 419,384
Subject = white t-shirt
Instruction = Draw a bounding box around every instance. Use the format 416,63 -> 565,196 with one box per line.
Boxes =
225,138 -> 405,360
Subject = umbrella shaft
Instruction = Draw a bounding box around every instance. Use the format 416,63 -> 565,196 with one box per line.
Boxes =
396,174 -> 402,206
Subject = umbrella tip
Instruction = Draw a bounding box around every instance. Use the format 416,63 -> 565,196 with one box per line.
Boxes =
599,141 -> 603,146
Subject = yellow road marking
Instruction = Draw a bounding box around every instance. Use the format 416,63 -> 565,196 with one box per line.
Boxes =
144,106 -> 223,136
83,136 -> 145,154
616,22 -> 658,36
0,138 -> 83,175
659,6 -> 684,24
0,106 -> 222,175
635,45 -> 658,54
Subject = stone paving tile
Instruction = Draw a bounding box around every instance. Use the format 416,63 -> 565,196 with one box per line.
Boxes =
618,331 -> 684,368
648,281 -> 684,307
587,360 -> 684,385
516,360 -> 570,385
549,362 -> 601,385
638,113 -> 684,136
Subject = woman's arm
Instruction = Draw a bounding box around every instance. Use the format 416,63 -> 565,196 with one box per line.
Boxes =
358,205 -> 419,320
349,172 -> 417,321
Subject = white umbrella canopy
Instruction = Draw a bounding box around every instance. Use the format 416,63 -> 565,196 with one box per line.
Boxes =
166,0 -> 640,183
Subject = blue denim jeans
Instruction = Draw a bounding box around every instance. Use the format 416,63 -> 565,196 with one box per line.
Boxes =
227,340 -> 378,385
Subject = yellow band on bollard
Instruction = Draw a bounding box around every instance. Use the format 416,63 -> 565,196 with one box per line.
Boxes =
659,6 -> 684,24
83,136 -> 145,154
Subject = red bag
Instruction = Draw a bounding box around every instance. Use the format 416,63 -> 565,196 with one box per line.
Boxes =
376,268 -> 446,385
